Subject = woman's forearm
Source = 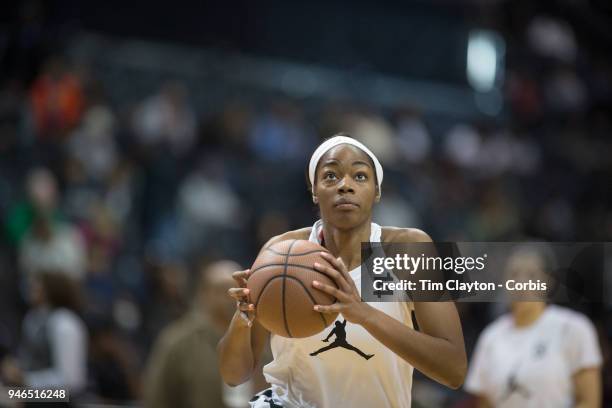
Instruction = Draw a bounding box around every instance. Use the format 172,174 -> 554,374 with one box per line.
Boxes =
217,311 -> 256,386
361,305 -> 467,389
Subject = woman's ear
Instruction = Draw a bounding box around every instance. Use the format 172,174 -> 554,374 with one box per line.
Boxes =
311,183 -> 318,204
374,186 -> 381,202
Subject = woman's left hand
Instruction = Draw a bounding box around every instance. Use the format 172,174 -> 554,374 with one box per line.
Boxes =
311,252 -> 374,326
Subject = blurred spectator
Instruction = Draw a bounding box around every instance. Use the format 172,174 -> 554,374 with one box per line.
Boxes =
87,316 -> 141,403
131,81 -> 196,155
443,123 -> 481,169
526,16 -> 577,63
17,168 -> 86,281
344,111 -> 398,166
142,261 -> 189,348
143,260 -> 264,408
80,201 -> 122,315
200,102 -> 254,155
468,182 -> 520,240
1,272 -> 88,394
177,157 -> 244,258
373,184 -> 420,229
29,56 -> 84,140
477,128 -> 516,176
67,105 -> 118,183
248,100 -> 316,164
395,108 -> 431,164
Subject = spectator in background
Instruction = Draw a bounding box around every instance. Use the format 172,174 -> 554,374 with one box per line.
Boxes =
67,104 -> 118,183
18,168 -> 86,281
143,260 -> 267,408
29,55 -> 84,140
142,261 -> 189,348
248,100 -> 316,164
177,157 -> 244,259
344,111 -> 398,166
131,80 -> 196,155
526,15 -> 577,63
443,123 -> 481,170
1,271 -> 88,394
373,183 -> 419,229
394,108 -> 431,165
87,316 -> 141,403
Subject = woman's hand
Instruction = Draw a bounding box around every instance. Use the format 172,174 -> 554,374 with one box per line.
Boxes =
311,252 -> 374,326
227,269 -> 256,327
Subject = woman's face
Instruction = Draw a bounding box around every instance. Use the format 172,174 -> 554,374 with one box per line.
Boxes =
313,144 -> 378,229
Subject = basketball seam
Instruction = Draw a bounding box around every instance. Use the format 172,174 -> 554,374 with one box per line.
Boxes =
254,275 -> 331,331
250,263 -> 333,279
265,247 -> 330,257
282,240 -> 298,338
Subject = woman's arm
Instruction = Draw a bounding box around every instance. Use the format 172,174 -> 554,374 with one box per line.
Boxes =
573,367 -> 602,408
219,231 -> 311,386
311,229 -> 467,389
360,301 -> 466,389
217,309 -> 269,386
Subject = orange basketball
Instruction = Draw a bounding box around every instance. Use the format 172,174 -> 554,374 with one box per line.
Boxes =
247,239 -> 339,338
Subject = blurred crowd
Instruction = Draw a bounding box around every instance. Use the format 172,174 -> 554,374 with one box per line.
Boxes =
0,1 -> 611,407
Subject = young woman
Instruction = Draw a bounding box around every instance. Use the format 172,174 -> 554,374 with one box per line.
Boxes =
465,249 -> 603,408
218,135 -> 467,407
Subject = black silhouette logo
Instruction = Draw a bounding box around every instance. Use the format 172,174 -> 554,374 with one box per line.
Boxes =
499,363 -> 531,404
309,320 -> 374,360
534,342 -> 547,358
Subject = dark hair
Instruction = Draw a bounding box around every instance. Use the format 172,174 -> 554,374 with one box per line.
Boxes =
38,271 -> 83,313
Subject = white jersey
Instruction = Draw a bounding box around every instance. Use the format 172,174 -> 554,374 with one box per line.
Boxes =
262,220 -> 415,408
465,305 -> 602,408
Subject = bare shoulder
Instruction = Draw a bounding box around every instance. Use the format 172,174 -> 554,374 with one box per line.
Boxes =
381,226 -> 433,243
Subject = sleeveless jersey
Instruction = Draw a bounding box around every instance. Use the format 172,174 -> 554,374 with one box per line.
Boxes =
262,220 -> 415,408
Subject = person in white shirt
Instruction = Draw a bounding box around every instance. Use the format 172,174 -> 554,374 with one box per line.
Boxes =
1,272 -> 88,394
218,135 -> 467,408
465,249 -> 603,408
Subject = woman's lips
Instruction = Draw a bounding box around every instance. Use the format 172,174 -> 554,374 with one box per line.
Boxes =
334,202 -> 359,210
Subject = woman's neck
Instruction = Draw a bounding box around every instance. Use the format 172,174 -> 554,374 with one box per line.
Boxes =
321,219 -> 371,271
511,302 -> 547,328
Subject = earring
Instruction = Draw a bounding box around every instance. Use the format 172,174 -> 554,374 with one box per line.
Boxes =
313,196 -> 318,204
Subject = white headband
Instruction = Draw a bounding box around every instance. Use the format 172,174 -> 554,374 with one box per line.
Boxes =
308,135 -> 384,193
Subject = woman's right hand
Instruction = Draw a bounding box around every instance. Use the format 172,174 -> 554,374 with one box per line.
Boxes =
228,269 -> 256,327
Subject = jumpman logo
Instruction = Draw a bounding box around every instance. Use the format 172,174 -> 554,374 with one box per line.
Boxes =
309,320 -> 374,360
499,363 -> 531,404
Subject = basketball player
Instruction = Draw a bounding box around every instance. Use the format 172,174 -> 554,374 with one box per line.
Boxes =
465,248 -> 603,408
218,135 -> 467,407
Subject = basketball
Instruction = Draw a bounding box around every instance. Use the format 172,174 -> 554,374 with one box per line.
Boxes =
247,239 -> 339,338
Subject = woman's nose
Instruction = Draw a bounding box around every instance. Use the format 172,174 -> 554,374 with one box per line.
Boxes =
337,176 -> 355,193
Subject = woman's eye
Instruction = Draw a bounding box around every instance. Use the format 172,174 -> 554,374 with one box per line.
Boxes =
324,172 -> 337,180
355,173 -> 368,181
